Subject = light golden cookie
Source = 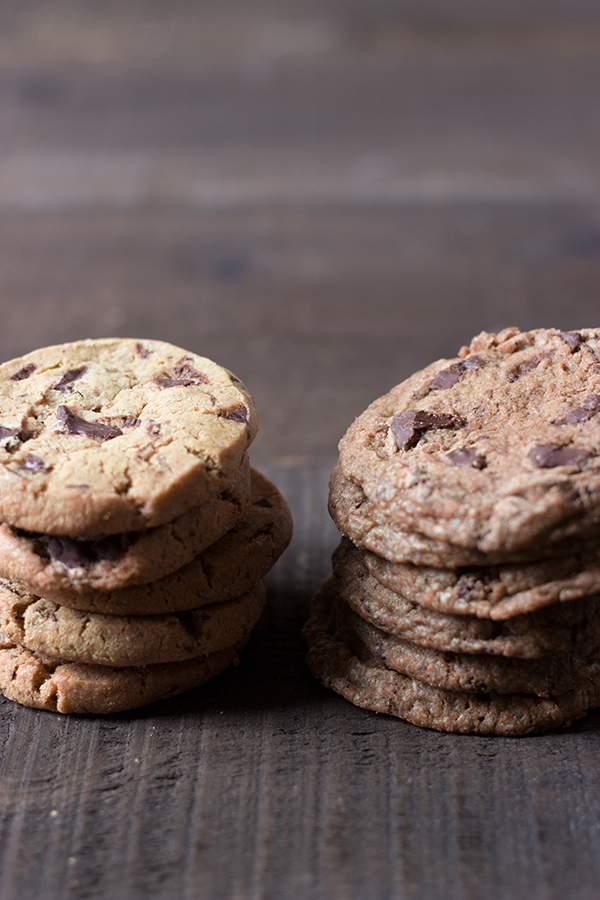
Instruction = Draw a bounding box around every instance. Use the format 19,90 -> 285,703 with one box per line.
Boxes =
0,338 -> 258,535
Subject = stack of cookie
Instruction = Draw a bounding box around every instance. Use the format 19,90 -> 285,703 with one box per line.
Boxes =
305,327 -> 600,735
0,338 -> 292,714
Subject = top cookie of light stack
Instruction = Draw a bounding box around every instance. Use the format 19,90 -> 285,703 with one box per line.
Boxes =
0,338 -> 258,536
338,327 -> 600,561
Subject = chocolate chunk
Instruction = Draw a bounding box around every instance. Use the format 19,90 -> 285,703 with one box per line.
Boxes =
528,444 -> 591,468
52,366 -> 87,392
391,409 -> 459,451
19,453 -> 48,473
47,536 -> 91,568
428,364 -> 464,392
135,343 -> 152,358
45,532 -> 135,568
253,498 -> 273,508
428,357 -> 486,393
10,364 -> 36,381
55,405 -> 123,441
447,447 -> 487,469
554,395 -> 600,426
559,332 -> 582,352
173,359 -> 209,383
222,406 -> 248,423
0,425 -> 22,441
461,356 -> 487,371
153,370 -> 208,388
508,353 -> 549,382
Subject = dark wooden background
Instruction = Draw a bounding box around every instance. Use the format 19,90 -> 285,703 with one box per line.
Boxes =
2,2 -> 600,898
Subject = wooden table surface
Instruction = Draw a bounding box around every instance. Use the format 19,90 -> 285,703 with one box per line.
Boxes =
2,2 -> 600,898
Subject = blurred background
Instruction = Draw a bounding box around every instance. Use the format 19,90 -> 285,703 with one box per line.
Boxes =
1,0 -> 600,464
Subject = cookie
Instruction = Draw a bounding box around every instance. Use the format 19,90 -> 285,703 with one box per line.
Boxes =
0,454 -> 251,595
338,584 -> 600,697
0,338 -> 258,535
0,640 -> 242,714
339,534 -> 600,621
332,543 -> 600,659
338,328 -> 600,557
328,463 -> 587,567
0,578 -> 266,667
303,579 -> 600,735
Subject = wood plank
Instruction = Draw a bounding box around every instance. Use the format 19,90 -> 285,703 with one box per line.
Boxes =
0,465 -> 599,900
2,51 -> 600,209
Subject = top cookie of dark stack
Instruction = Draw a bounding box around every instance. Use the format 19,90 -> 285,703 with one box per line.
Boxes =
336,327 -> 600,565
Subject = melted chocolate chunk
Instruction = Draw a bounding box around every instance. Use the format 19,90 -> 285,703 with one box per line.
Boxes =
391,410 -> 459,451
508,353 -> 549,382
173,359 -> 209,383
447,447 -> 487,469
428,356 -> 486,393
528,444 -> 591,468
19,453 -> 48,473
43,532 -> 136,568
10,363 -> 36,381
253,497 -> 273,508
52,366 -> 87,392
55,406 -> 123,441
222,406 -> 248,423
553,395 -> 600,426
559,332 -> 582,352
0,425 -> 22,441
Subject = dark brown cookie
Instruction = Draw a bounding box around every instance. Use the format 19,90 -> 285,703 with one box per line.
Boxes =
339,535 -> 600,621
338,585 -> 600,697
328,463 -> 588,567
303,578 -> 600,735
338,328 -> 600,557
332,543 -> 600,659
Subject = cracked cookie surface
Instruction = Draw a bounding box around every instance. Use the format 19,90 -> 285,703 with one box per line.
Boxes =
338,327 -> 600,556
0,338 -> 258,535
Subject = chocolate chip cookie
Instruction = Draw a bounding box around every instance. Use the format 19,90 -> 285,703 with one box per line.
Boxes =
0,454 -> 251,595
337,534 -> 600,620
338,328 -> 600,557
0,579 -> 266,667
333,544 -> 600,659
36,468 -> 293,615
304,579 -> 600,735
0,338 -> 258,535
0,640 -> 242,714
